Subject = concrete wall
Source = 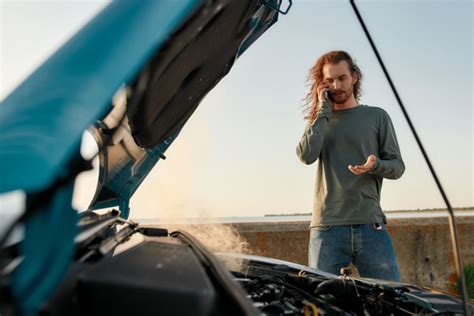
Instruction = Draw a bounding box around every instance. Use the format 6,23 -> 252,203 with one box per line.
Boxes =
229,217 -> 474,292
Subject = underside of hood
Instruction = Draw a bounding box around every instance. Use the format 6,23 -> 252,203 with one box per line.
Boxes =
87,0 -> 283,214
127,0 -> 280,149
0,0 -> 285,214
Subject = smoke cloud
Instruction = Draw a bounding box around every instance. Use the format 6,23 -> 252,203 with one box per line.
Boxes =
164,223 -> 250,255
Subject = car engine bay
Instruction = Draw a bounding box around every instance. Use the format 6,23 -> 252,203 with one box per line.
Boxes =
1,212 -> 464,315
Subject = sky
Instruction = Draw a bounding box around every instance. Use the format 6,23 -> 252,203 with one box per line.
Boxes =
1,0 -> 473,220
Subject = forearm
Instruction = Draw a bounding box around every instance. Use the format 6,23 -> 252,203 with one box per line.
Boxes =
371,157 -> 405,179
296,117 -> 328,165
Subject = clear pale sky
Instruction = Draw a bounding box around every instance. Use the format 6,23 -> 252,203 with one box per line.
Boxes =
1,0 -> 473,219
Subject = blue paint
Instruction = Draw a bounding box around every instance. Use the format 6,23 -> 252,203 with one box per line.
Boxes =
0,0 -> 201,194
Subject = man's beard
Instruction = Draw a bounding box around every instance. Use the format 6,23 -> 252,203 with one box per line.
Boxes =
332,86 -> 354,105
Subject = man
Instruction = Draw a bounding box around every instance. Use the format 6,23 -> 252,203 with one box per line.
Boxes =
296,50 -> 404,281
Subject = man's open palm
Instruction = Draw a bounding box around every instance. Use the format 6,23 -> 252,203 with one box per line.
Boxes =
348,155 -> 377,175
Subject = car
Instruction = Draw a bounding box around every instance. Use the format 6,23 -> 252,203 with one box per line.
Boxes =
0,0 -> 470,315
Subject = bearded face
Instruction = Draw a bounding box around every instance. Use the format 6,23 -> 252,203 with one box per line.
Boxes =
330,84 -> 354,105
322,61 -> 357,106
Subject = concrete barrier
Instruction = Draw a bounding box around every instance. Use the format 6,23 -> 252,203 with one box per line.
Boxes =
230,217 -> 474,292
157,216 -> 473,292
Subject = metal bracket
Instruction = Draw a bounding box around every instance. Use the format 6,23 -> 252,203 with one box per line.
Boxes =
263,0 -> 292,15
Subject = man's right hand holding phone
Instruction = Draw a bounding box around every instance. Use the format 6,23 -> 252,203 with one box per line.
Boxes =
315,82 -> 333,120
317,82 -> 331,103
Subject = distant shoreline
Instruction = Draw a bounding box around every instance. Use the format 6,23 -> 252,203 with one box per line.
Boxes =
264,207 -> 474,217
134,209 -> 474,224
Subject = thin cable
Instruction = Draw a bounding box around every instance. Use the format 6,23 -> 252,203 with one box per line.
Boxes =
349,1 -> 469,314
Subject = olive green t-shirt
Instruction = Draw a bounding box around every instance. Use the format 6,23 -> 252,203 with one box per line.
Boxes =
296,104 -> 404,227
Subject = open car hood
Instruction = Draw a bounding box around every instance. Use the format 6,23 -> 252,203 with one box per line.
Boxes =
0,0 -> 284,216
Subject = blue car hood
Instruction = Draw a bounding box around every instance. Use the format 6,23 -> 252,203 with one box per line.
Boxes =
0,0 -> 283,215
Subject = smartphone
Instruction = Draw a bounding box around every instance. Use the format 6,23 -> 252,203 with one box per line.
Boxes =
324,90 -> 333,101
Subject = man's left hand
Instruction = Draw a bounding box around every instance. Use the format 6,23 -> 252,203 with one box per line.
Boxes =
348,155 -> 377,175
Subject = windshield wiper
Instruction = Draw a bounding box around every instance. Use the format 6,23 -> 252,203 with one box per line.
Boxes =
349,1 -> 470,314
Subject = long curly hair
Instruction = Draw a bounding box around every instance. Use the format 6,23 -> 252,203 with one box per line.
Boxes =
303,51 -> 363,122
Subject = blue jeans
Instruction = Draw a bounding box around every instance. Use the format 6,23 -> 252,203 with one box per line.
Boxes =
308,223 -> 400,281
